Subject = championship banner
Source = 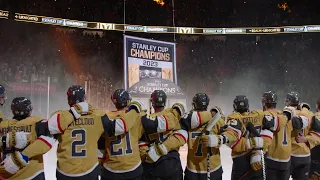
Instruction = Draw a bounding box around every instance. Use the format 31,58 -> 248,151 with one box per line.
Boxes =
124,35 -> 177,89
128,78 -> 185,98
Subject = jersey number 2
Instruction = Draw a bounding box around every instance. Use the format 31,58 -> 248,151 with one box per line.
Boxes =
71,129 -> 87,157
110,132 -> 133,156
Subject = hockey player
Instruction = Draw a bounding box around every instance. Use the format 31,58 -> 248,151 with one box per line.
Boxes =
100,88 -> 143,180
0,85 -> 143,179
139,90 -> 187,180
98,89 -> 133,165
0,85 -> 6,120
201,95 -> 280,180
179,93 -> 225,180
309,98 -> 320,180
0,97 -> 50,180
101,89 -> 186,180
284,92 -> 318,180
262,91 -> 303,180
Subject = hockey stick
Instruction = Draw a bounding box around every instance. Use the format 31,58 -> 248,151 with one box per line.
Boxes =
246,122 -> 266,180
203,110 -> 222,180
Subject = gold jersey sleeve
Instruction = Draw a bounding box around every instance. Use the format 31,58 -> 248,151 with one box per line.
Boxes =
5,116 -> 45,180
164,110 -> 217,153
104,110 -> 145,173
291,108 -> 313,156
224,111 -> 273,157
265,110 -> 292,163
160,126 -> 187,153
222,112 -> 246,152
139,108 -> 182,148
21,110 -> 75,159
186,112 -> 225,174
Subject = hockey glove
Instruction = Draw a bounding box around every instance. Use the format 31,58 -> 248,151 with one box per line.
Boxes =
145,143 -> 168,163
298,102 -> 311,110
6,131 -> 30,149
201,134 -> 227,148
139,141 -> 149,163
246,137 -> 264,150
283,106 -> 296,120
3,151 -> 29,174
128,101 -> 147,113
250,150 -> 263,171
172,103 -> 186,116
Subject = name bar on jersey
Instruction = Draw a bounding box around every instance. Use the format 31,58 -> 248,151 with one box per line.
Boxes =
5,11 -> 320,35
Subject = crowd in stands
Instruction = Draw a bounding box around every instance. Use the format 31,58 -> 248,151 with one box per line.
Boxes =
0,0 -> 320,115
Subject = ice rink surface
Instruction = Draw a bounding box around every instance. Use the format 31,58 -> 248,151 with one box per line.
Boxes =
43,143 -> 233,180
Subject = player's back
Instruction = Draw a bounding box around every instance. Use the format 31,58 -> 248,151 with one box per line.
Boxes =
291,108 -> 313,156
186,111 -> 224,176
143,108 -> 179,145
228,111 -> 262,157
56,109 -> 104,177
6,116 -> 44,180
266,110 -> 292,170
104,110 -> 145,174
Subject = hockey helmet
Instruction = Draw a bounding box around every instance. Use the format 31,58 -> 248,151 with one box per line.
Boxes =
67,85 -> 86,106
150,90 -> 167,107
233,95 -> 249,113
0,85 -> 6,105
11,97 -> 32,119
285,91 -> 300,106
192,93 -> 210,111
111,89 -> 132,109
261,91 -> 277,105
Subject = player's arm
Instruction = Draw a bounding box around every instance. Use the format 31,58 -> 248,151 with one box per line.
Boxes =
141,103 -> 186,134
100,109 -> 143,136
200,112 -> 241,149
47,102 -> 93,135
283,106 -> 309,131
138,136 -> 150,163
98,135 -> 106,164
303,115 -> 320,149
1,118 -> 56,155
218,117 -> 242,148
20,119 -> 56,158
2,120 -> 57,175
262,113 -> 287,133
146,128 -> 188,163
293,104 -> 320,148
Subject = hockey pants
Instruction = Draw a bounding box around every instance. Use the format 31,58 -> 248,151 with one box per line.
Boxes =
142,151 -> 183,180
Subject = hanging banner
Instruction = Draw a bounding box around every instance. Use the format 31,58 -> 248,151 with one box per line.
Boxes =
8,82 -> 56,94
128,78 -> 185,98
124,35 -> 177,89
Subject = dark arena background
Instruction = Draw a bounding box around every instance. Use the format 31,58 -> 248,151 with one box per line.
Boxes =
1,0 -> 320,179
